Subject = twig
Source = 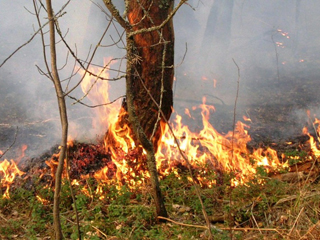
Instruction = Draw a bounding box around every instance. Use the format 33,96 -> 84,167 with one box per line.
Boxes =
250,201 -> 262,234
275,191 -> 320,206
69,95 -> 125,108
136,68 -> 213,239
91,226 -> 108,239
0,2 -> 68,69
0,126 -> 19,160
128,0 -> 187,37
44,0 -> 70,238
0,214 -> 8,222
231,58 -> 240,165
150,38 -> 167,141
103,0 -> 130,30
158,216 -> 287,237
0,213 -> 28,230
66,147 -> 82,239
33,0 -> 53,82
300,220 -> 320,240
157,216 -> 208,229
56,16 -> 116,96
289,207 -> 305,236
220,227 -> 286,236
229,58 -> 241,240
204,94 -> 225,105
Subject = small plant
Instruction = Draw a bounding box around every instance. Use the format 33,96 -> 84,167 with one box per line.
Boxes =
285,149 -> 308,165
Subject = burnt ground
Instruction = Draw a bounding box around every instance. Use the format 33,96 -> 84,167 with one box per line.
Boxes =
1,69 -> 320,164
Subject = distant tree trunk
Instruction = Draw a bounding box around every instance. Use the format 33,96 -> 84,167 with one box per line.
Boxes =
200,0 -> 234,74
105,0 -> 174,152
201,0 -> 234,50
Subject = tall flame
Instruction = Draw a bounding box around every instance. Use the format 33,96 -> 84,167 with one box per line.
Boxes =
78,57 -> 122,134
78,60 -> 286,187
156,97 -> 283,185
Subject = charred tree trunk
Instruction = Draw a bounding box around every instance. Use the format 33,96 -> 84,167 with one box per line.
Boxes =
105,0 -> 174,152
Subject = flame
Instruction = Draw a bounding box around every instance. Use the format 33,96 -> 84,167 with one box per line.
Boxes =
78,57 -> 122,134
78,58 -> 149,189
243,115 -> 252,122
36,195 -> 50,205
155,97 -> 284,185
303,119 -> 320,157
0,145 -> 27,198
75,61 -> 288,189
0,159 -> 25,198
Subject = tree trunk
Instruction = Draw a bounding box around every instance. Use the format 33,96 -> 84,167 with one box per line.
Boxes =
105,0 -> 174,152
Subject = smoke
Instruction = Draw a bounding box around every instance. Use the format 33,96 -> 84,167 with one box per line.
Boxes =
0,0 -> 320,160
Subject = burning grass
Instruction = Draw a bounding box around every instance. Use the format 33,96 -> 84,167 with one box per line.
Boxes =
0,133 -> 320,239
2,65 -> 320,238
1,104 -> 320,239
1,153 -> 320,239
1,110 -> 320,239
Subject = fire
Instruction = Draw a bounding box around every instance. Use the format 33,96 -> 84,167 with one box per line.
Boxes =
7,58 -> 320,201
75,60 -> 289,188
0,144 -> 27,198
78,57 -> 122,135
243,115 -> 252,122
77,58 -> 150,188
155,97 -> 284,185
0,159 -> 25,198
303,118 -> 320,157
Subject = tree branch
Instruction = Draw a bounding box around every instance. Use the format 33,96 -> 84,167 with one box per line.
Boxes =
0,2 -> 69,69
128,0 -> 187,38
102,0 -> 130,30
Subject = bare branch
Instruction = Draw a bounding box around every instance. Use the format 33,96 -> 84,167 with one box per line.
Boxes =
69,94 -> 125,108
134,66 -> 213,239
102,0 -> 130,30
33,0 -> 53,81
0,127 -> 19,160
35,64 -> 52,80
128,0 -> 187,38
55,16 -> 120,96
231,58 -> 240,164
0,2 -> 69,69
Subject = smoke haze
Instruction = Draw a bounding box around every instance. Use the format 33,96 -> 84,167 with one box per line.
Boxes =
1,0 -> 320,160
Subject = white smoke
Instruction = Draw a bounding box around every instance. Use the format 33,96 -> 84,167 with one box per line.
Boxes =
0,0 -> 319,159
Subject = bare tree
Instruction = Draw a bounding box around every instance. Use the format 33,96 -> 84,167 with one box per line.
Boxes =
43,0 -> 69,238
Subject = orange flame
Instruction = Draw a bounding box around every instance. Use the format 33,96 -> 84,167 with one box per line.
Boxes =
77,61 -> 287,188
78,57 -> 122,135
0,159 -> 25,198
